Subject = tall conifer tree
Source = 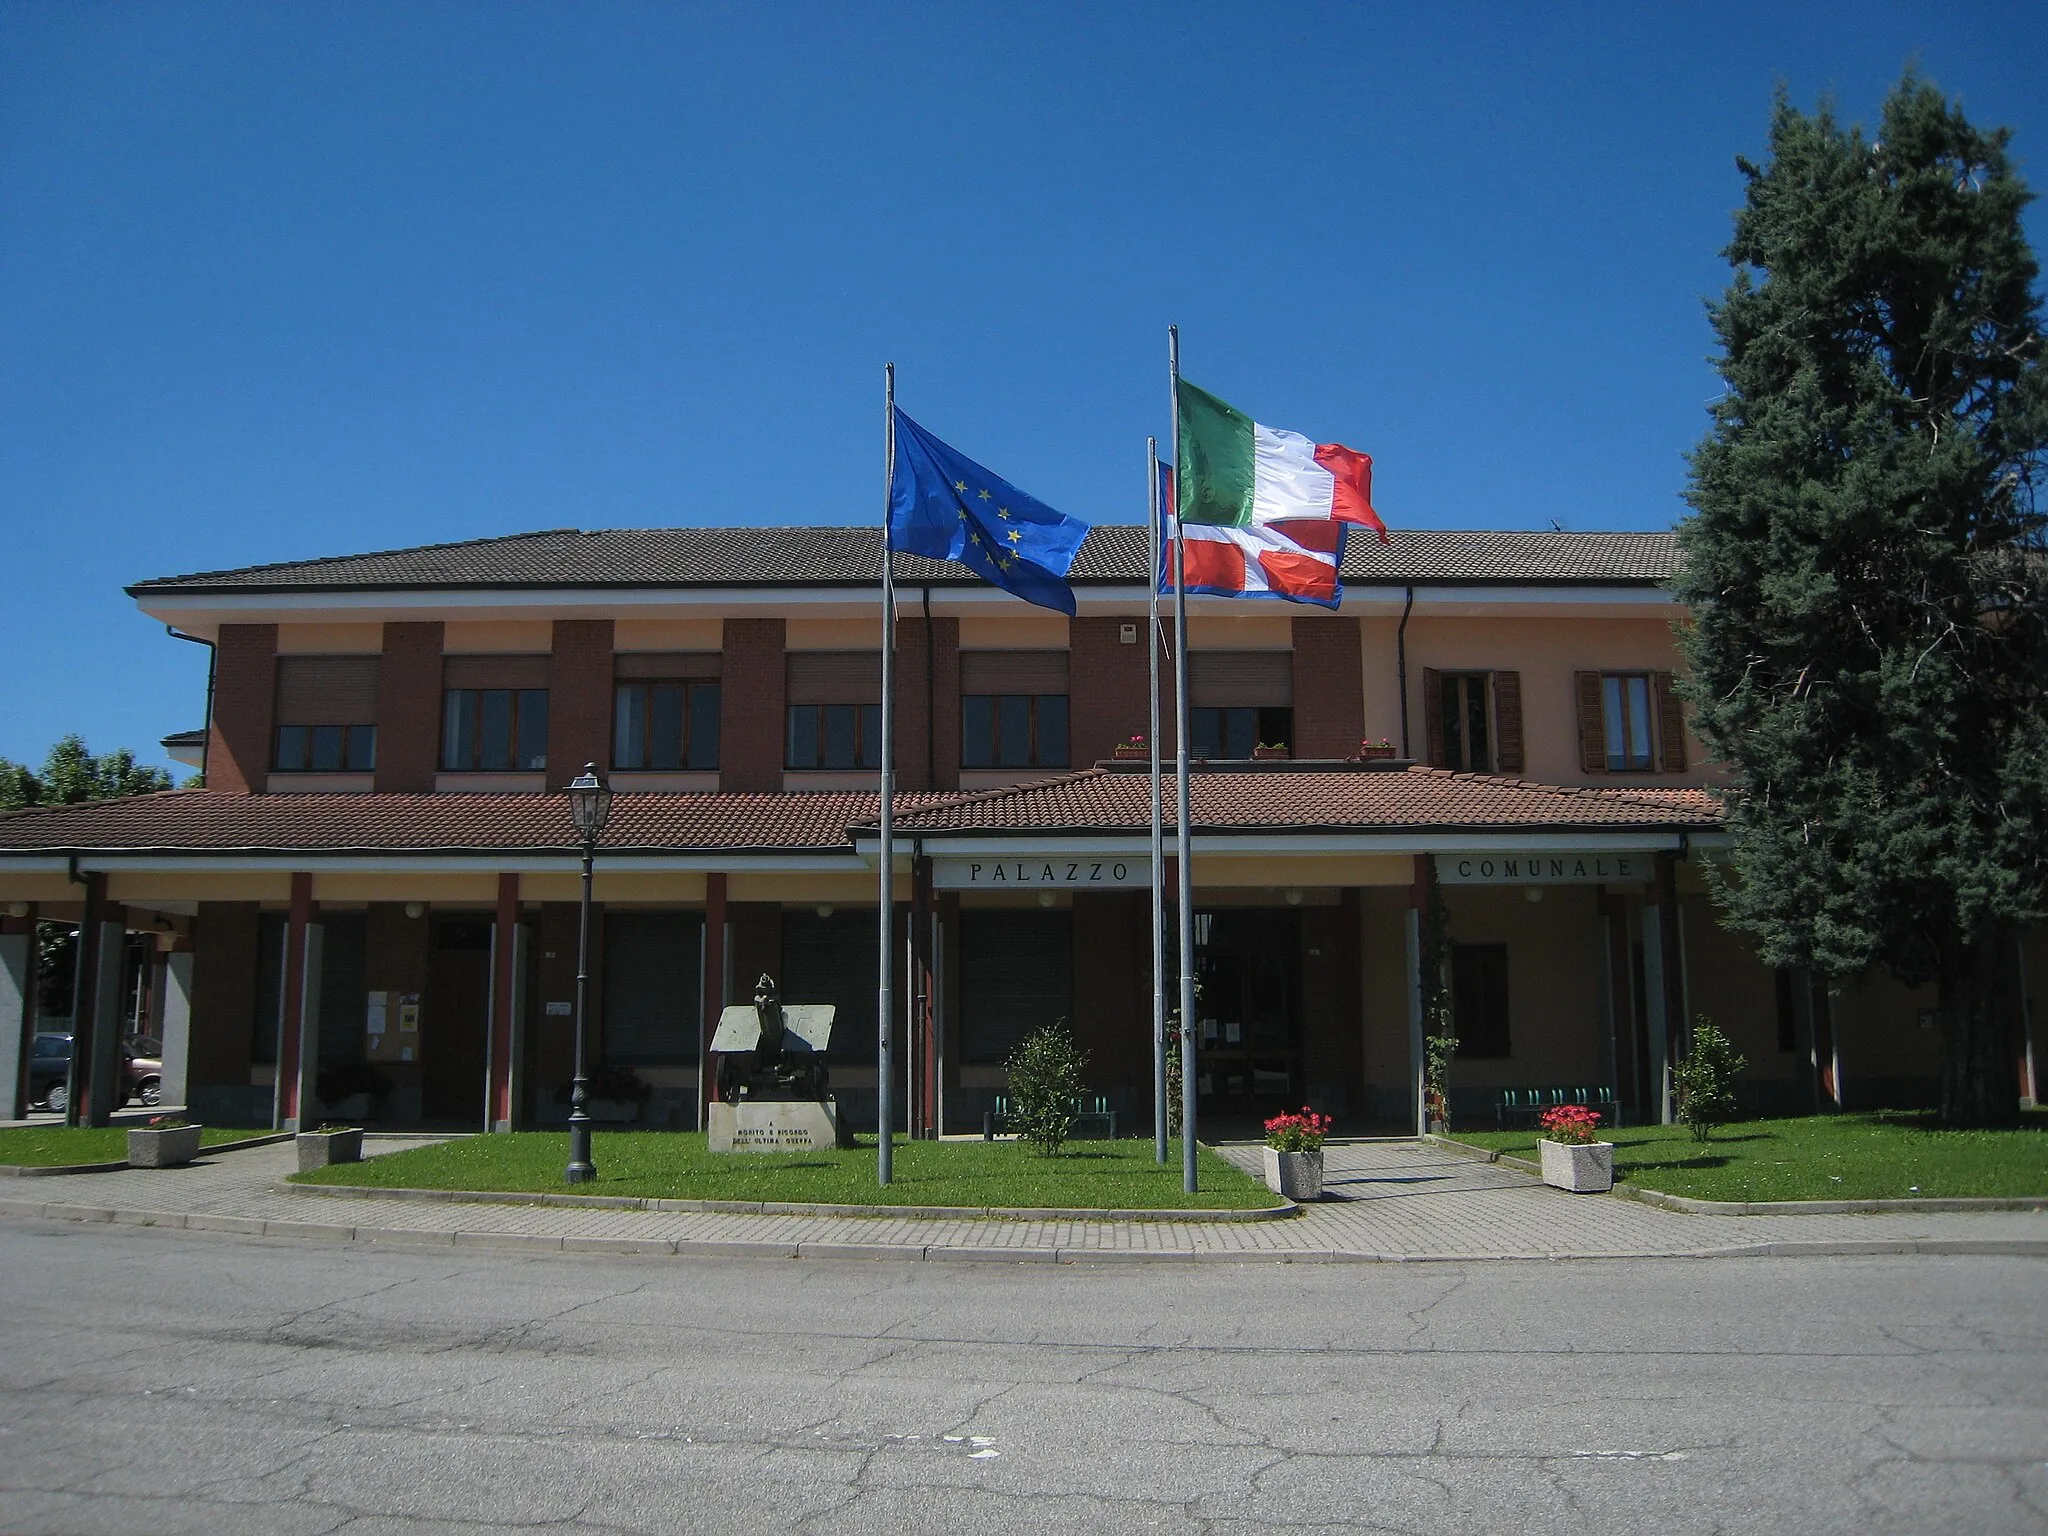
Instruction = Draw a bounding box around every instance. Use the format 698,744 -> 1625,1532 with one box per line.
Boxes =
1678,75 -> 2048,1127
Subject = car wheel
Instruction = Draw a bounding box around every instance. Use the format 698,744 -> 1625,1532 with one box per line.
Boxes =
44,1082 -> 67,1115
137,1077 -> 162,1107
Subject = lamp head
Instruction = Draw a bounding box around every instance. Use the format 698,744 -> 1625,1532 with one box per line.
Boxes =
566,763 -> 614,839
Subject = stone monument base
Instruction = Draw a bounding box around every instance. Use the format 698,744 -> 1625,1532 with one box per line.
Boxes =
708,1096 -> 843,1154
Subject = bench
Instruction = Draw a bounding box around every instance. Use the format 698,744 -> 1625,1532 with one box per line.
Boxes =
983,1094 -> 1119,1141
1495,1086 -> 1618,1130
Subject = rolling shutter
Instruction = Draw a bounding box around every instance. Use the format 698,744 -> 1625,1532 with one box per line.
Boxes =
958,908 -> 1074,1065
1652,672 -> 1687,773
779,909 -> 879,1060
1492,670 -> 1524,775
1421,667 -> 1444,768
601,912 -> 704,1064
1188,651 -> 1292,707
959,651 -> 1069,694
1575,672 -> 1607,775
275,657 -> 379,726
443,655 -> 550,689
615,653 -> 722,680
787,653 -> 881,704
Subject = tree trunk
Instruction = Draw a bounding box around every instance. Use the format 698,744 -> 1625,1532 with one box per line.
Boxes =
1937,929 -> 2022,1128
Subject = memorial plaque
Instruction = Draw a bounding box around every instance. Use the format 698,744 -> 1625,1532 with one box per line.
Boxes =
708,1097 -> 843,1154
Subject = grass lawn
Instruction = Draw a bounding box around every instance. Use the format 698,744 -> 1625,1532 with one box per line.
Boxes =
1451,1111 -> 2048,1202
292,1132 -> 1279,1210
0,1125 -> 268,1168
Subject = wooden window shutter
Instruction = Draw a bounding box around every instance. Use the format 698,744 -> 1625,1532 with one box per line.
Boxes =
1491,670 -> 1524,775
959,651 -> 1069,694
786,652 -> 882,704
1652,672 -> 1687,772
1575,671 -> 1607,775
1421,667 -> 1445,768
275,656 -> 379,725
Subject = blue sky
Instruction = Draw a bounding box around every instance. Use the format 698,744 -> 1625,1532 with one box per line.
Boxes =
3,1 -> 2044,773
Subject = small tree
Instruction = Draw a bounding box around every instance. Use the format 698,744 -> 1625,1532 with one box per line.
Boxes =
1673,1019 -> 1747,1143
1005,1020 -> 1089,1156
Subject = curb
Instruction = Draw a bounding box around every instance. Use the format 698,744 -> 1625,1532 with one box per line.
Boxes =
1422,1135 -> 2048,1214
274,1179 -> 1299,1223
4,1197 -> 2046,1263
0,1131 -> 295,1179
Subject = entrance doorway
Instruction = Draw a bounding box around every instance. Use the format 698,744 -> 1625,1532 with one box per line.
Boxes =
1191,908 -> 1301,1123
422,917 -> 491,1125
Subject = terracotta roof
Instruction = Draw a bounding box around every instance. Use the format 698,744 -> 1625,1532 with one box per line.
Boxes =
872,766 -> 1723,836
0,790 -> 955,856
130,526 -> 1679,595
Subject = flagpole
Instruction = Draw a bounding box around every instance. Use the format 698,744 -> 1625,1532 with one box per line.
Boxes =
1147,436 -> 1167,1165
1169,326 -> 1198,1194
878,363 -> 897,1186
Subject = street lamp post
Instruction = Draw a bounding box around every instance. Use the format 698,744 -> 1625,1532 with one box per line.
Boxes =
564,763 -> 614,1186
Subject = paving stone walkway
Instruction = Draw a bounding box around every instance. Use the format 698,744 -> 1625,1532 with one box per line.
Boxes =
2,1135 -> 2044,1262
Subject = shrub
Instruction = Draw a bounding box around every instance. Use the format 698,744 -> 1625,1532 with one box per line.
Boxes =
1423,1032 -> 1458,1131
1673,1017 -> 1747,1142
1005,1020 -> 1089,1156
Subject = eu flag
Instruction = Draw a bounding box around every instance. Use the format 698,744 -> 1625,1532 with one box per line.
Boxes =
888,407 -> 1089,616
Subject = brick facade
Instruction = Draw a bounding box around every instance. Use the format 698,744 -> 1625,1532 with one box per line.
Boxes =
719,618 -> 786,792
1069,616 -> 1152,768
1291,616 -> 1364,759
893,614 -> 960,790
546,619 -> 615,789
374,621 -> 444,792
207,624 -> 277,794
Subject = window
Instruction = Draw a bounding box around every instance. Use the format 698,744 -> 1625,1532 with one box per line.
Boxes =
1190,706 -> 1291,760
441,689 -> 549,771
602,912 -> 704,1064
958,908 -> 1073,1064
1437,674 -> 1492,772
1451,943 -> 1510,1058
786,703 -> 883,769
276,724 -> 375,772
615,682 -> 720,770
1601,674 -> 1655,772
962,694 -> 1068,768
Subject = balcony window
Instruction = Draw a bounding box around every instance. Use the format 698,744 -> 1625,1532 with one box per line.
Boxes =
615,681 -> 719,770
442,688 -> 549,772
787,703 -> 883,770
962,694 -> 1068,769
1190,706 -> 1291,760
276,723 -> 375,773
1438,673 -> 1492,772
1601,675 -> 1655,772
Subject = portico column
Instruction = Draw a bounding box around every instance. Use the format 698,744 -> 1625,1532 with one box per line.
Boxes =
487,872 -> 520,1132
0,913 -> 33,1119
1405,855 -> 1428,1136
160,941 -> 194,1111
700,872 -> 727,1130
276,872 -> 320,1131
1643,853 -> 1686,1124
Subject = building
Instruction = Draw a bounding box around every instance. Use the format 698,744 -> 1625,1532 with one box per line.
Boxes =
0,526 -> 2036,1132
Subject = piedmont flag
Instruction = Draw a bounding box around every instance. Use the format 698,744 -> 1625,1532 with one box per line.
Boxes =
1175,378 -> 1389,541
1158,460 -> 1347,609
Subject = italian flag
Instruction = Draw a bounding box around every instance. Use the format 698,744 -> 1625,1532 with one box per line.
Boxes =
1175,378 -> 1389,540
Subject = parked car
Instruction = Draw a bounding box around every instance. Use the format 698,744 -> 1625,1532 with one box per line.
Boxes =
26,1033 -> 156,1113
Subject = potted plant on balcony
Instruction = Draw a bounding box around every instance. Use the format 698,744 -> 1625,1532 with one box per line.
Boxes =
1112,733 -> 1149,761
127,1114 -> 204,1169
1358,738 -> 1398,761
296,1122 -> 364,1172
316,1061 -> 393,1122
558,1065 -> 651,1123
1251,741 -> 1290,761
1536,1103 -> 1614,1193
1260,1106 -> 1333,1200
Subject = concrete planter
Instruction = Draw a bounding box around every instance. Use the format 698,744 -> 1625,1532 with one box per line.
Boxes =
296,1127 -> 364,1171
1261,1146 -> 1324,1201
1539,1138 -> 1615,1193
127,1124 -> 203,1168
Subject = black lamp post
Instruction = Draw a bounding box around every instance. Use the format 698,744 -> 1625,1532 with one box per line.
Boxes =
565,763 -> 613,1185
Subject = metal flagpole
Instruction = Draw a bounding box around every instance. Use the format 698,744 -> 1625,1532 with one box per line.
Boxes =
1148,436 -> 1168,1165
1169,326 -> 1198,1194
878,364 -> 897,1186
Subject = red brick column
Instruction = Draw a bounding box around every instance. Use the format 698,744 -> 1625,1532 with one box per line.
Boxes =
208,624 -> 278,794
375,621 -> 444,793
1292,616 -> 1364,759
1070,617 -> 1150,768
547,619 -> 615,790
894,613 -> 960,790
719,618 -> 786,792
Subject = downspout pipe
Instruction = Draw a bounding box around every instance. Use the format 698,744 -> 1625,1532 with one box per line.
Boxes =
1395,585 -> 1415,759
166,627 -> 215,787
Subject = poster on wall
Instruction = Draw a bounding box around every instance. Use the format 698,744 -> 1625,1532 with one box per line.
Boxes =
368,991 -> 422,1063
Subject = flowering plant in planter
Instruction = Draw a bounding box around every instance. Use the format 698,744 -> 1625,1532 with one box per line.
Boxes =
1537,1104 -> 1603,1144
1263,1107 -> 1333,1153
145,1114 -> 192,1130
